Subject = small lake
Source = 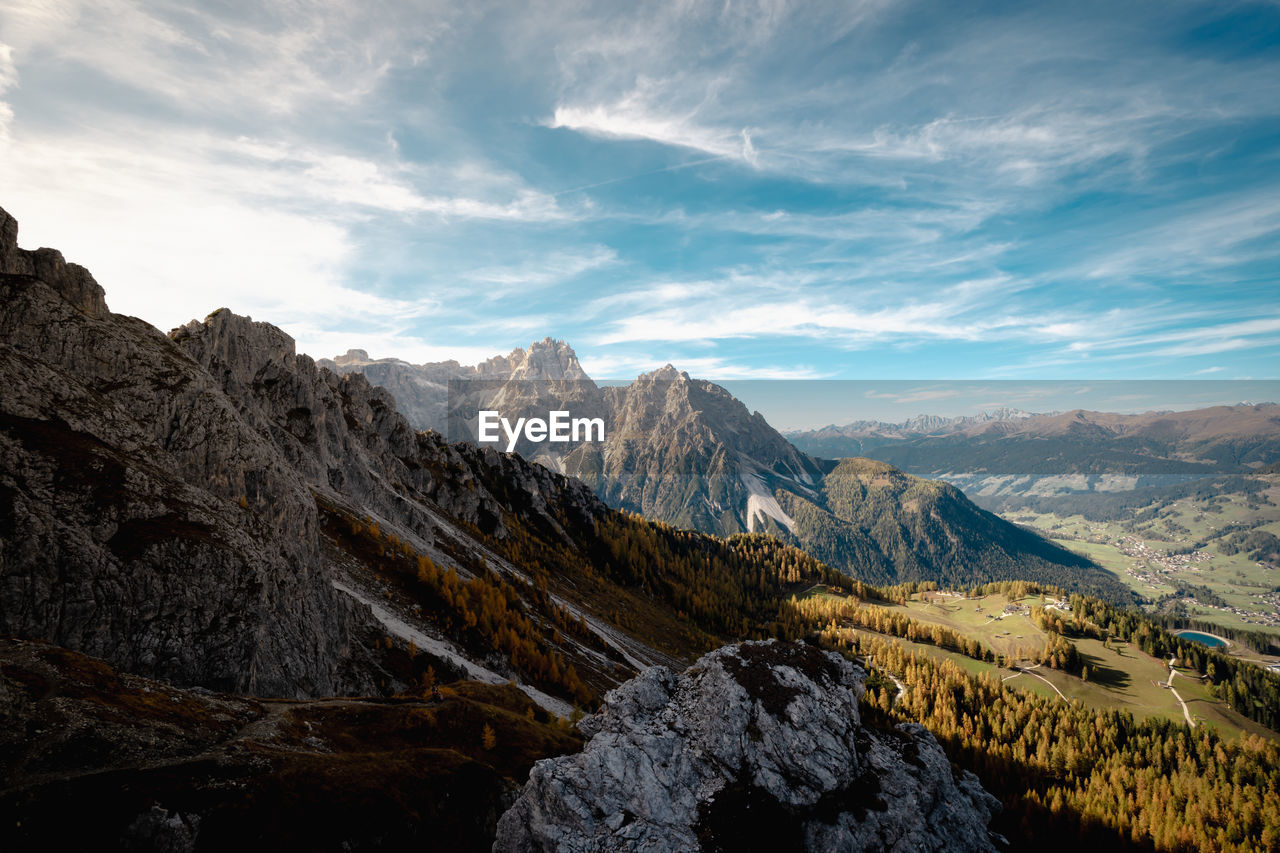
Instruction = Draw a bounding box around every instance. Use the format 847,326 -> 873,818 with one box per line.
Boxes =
1174,630 -> 1227,648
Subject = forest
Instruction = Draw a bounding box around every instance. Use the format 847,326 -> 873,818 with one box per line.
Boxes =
322,485 -> 1280,850
843,632 -> 1279,851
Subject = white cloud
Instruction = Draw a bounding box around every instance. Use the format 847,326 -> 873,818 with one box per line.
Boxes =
1081,192 -> 1280,281
585,269 -> 1112,348
549,101 -> 759,164
463,246 -> 618,290
0,120 -> 568,337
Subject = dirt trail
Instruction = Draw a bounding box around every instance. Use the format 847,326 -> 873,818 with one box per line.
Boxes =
1167,657 -> 1196,728
1007,662 -> 1066,700
885,672 -> 906,707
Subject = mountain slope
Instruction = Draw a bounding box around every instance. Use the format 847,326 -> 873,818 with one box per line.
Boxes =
778,458 -> 1126,594
0,209 -> 376,698
0,205 -> 689,707
0,203 -> 877,709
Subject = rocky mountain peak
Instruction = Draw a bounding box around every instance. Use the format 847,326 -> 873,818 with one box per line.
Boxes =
507,337 -> 589,382
171,308 -> 298,388
0,205 -> 108,319
495,640 -> 1000,852
638,363 -> 688,383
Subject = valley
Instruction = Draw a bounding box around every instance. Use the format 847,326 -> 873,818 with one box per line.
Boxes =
997,473 -> 1280,638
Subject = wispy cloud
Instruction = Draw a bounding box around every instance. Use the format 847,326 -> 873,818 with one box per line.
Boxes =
463,246 -> 618,291
550,102 -> 760,165
2,0 -> 1278,384
3,0 -> 455,116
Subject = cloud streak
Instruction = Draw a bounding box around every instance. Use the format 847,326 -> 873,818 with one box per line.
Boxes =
1,0 -> 1277,382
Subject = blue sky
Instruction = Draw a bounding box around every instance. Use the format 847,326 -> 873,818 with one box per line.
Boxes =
1,0 -> 1278,385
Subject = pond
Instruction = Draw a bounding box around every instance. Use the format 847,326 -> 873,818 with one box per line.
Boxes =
1174,630 -> 1227,648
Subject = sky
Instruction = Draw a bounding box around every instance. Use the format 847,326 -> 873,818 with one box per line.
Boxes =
2,0 -> 1279,389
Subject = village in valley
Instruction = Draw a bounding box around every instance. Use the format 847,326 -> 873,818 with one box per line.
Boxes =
1004,481 -> 1280,636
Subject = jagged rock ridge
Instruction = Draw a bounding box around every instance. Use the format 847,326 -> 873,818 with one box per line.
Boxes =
0,207 -> 373,697
0,204 -> 665,704
495,640 -> 1000,852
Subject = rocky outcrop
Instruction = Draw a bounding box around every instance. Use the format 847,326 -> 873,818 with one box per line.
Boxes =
1,206 -> 108,318
0,209 -> 375,697
494,640 -> 1000,852
171,309 -> 605,547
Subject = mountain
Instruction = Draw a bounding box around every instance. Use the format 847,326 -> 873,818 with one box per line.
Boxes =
565,365 -> 825,535
776,458 -> 1119,592
326,349 -> 1117,597
1,212 -> 373,698
0,203 -> 1004,849
0,202 -> 707,710
786,405 -> 1280,499
325,348 -> 829,535
317,337 -> 591,434
789,407 -> 1039,457
6,204 -> 1280,851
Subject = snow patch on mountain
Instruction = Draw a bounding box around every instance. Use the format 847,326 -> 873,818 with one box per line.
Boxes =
740,471 -> 796,533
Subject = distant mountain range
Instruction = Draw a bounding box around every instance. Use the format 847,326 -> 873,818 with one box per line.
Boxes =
786,404 -> 1280,499
793,407 -> 1041,452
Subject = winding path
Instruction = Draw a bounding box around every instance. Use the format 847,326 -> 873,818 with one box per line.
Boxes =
1167,657 -> 1197,728
885,671 -> 906,707
1006,663 -> 1067,700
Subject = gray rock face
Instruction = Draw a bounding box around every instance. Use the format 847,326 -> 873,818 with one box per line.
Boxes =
0,207 -> 373,697
570,365 -> 824,535
495,641 -> 1000,852
317,336 -> 591,433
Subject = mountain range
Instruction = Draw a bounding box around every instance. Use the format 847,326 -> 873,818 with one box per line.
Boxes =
786,405 -> 1280,499
0,203 -> 1009,849
322,343 -> 1121,596
7,204 -> 1280,850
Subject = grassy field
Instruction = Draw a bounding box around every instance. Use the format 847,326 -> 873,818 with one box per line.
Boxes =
902,592 -> 1050,659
